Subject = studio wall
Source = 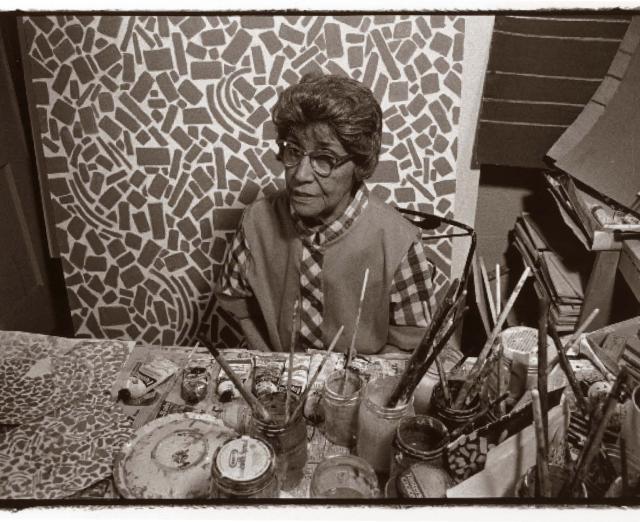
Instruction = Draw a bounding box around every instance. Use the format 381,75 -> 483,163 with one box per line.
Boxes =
21,14 -> 465,346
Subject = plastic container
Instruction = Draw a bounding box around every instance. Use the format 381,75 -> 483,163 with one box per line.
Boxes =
321,369 -> 363,447
389,415 -> 449,479
430,379 -> 482,433
356,375 -> 414,475
487,327 -> 556,405
248,391 -> 307,490
211,435 -> 278,498
515,464 -> 587,498
309,455 -> 380,499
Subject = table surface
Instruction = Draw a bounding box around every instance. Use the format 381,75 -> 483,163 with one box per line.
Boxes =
1,331 -> 451,500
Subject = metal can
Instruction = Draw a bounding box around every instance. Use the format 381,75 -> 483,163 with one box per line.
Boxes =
211,435 -> 278,498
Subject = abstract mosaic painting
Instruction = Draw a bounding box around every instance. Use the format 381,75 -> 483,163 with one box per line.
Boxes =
21,15 -> 465,347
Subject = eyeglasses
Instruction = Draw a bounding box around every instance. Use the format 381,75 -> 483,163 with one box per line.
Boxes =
276,139 -> 352,177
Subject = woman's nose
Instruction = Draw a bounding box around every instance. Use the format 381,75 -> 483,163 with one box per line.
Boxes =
293,155 -> 315,182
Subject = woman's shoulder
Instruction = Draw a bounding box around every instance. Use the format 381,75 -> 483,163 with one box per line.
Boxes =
365,191 -> 419,237
241,189 -> 289,228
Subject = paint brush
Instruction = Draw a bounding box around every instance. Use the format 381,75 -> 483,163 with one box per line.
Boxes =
345,268 -> 370,372
384,281 -> 463,408
495,263 -> 501,317
288,325 -> 345,424
479,256 -> 497,326
536,282 -> 550,446
285,298 -> 299,424
449,392 -> 509,440
387,305 -> 467,408
197,334 -> 272,423
423,300 -> 452,405
547,320 -> 589,416
531,389 -> 551,497
453,266 -> 531,409
621,436 -> 629,497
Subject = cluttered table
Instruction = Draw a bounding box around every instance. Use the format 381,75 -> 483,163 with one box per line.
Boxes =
0,330 -> 453,500
1,315 -> 639,502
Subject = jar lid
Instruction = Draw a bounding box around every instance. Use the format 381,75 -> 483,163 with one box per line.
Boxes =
499,327 -> 556,364
215,435 -> 273,482
397,463 -> 452,498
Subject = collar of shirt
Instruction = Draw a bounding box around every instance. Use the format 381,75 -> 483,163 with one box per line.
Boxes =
289,185 -> 369,247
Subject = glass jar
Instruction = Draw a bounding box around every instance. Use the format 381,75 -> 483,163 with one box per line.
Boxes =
309,455 -> 380,499
515,464 -> 587,498
211,435 -> 278,498
356,375 -> 414,476
430,379 -> 482,433
248,391 -> 307,490
321,369 -> 363,447
389,415 -> 449,479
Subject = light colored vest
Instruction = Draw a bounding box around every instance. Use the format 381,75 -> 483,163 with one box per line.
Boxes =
220,190 -> 426,354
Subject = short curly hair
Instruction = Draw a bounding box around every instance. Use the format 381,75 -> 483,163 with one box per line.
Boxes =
271,73 -> 383,182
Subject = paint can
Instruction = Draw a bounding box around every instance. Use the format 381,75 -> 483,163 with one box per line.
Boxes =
211,435 -> 278,498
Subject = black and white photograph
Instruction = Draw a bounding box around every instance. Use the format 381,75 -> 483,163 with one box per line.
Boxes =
0,7 -> 639,515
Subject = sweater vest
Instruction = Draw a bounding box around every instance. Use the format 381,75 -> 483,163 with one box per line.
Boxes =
230,190 -> 425,354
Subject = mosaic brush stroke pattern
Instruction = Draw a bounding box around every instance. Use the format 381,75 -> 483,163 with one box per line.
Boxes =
0,331 -> 133,424
21,15 -> 464,346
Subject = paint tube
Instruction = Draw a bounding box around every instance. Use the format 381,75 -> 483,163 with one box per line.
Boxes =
117,356 -> 180,402
253,355 -> 285,398
278,354 -> 311,397
216,357 -> 252,403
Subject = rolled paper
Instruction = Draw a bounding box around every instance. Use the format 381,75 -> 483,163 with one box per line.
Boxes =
453,266 -> 531,409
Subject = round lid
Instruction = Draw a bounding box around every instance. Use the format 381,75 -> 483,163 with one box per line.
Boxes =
113,413 -> 236,499
215,435 -> 273,482
499,326 -> 556,364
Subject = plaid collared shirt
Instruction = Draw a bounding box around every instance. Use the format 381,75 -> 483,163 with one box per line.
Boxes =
217,187 -> 436,342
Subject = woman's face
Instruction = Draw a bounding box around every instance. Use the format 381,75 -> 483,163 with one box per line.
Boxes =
284,122 -> 356,226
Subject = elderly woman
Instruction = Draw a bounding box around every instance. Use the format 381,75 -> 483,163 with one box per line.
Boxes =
215,73 -> 436,354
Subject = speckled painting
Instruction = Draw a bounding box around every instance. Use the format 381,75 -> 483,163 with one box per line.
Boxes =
20,15 -> 464,346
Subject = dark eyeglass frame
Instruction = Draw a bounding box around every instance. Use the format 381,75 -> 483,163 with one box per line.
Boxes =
276,139 -> 353,178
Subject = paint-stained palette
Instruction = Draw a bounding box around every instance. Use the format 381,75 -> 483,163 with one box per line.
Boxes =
113,412 -> 235,499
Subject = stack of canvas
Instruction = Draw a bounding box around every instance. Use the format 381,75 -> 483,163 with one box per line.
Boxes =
513,212 -> 586,332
